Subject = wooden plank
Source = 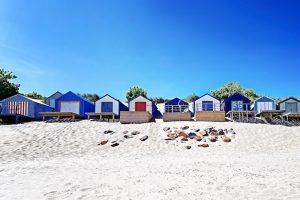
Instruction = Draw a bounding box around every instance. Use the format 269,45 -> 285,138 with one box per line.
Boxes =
120,111 -> 152,124
195,111 -> 225,122
163,112 -> 192,122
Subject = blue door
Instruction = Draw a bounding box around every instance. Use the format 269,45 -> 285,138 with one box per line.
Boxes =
232,101 -> 243,111
101,102 -> 113,112
202,101 -> 213,111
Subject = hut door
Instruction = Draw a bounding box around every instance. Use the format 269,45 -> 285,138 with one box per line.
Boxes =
286,103 -> 297,113
232,101 -> 243,111
101,102 -> 113,112
135,102 -> 146,112
202,101 -> 213,111
257,102 -> 273,112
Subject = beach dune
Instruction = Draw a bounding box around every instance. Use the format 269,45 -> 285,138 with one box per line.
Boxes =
0,120 -> 299,200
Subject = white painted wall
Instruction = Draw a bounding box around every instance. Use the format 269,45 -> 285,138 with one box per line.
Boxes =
95,95 -> 119,115
60,102 -> 80,114
129,96 -> 153,114
194,94 -> 221,111
256,102 -> 273,113
280,99 -> 300,112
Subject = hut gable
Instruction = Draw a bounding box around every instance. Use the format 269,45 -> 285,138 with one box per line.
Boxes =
45,91 -> 63,108
95,94 -> 128,116
223,93 -> 251,113
129,95 -> 156,115
253,96 -> 276,113
0,94 -> 52,119
55,91 -> 94,118
165,98 -> 189,112
194,93 -> 221,111
278,97 -> 300,113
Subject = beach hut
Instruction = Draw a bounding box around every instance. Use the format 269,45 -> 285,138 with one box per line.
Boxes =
252,96 -> 285,123
278,97 -> 300,123
54,91 -> 94,118
223,93 -> 255,122
163,98 -> 191,122
120,95 -> 157,123
0,94 -> 52,122
252,96 -> 276,113
87,94 -> 128,119
279,97 -> 300,113
45,91 -> 63,108
194,93 -> 225,121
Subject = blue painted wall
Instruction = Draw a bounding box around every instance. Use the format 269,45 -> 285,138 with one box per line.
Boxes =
253,96 -> 276,111
0,94 -> 52,119
223,93 -> 251,113
55,91 -> 95,118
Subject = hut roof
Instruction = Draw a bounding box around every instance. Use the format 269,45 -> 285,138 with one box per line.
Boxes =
165,98 -> 188,105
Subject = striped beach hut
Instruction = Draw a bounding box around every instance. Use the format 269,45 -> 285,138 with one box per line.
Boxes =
252,96 -> 276,113
94,94 -> 128,118
194,93 -> 225,121
0,94 -> 52,119
163,98 -> 191,121
55,91 -> 94,118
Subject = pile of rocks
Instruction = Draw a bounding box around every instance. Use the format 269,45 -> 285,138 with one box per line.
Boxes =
163,126 -> 236,149
98,130 -> 148,147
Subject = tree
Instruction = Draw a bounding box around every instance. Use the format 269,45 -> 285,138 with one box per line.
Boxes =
0,68 -> 20,100
78,93 -> 100,102
211,81 -> 259,101
184,93 -> 199,103
125,86 -> 147,101
150,97 -> 168,104
25,92 -> 44,100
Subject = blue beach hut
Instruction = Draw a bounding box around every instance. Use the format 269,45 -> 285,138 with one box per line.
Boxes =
223,93 -> 251,113
55,91 -> 94,118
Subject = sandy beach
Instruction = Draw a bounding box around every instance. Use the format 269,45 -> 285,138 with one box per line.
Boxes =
0,120 -> 299,200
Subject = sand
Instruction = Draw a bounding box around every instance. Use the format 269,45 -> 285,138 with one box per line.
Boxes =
0,120 -> 300,200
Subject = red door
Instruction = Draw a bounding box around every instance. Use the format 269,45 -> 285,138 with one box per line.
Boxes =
135,102 -> 146,112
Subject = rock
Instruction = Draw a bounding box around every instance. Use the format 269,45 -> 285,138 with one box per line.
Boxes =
123,131 -> 129,134
205,126 -> 214,133
111,140 -> 118,144
163,127 -> 170,132
98,140 -> 108,145
181,138 -> 188,142
195,129 -> 200,132
185,146 -> 191,149
164,138 -> 175,141
104,130 -> 114,134
199,130 -> 208,137
218,129 -> 225,135
210,129 -> 219,136
188,132 -> 197,139
131,131 -> 140,135
177,131 -> 188,138
140,135 -> 148,141
167,133 -> 178,139
181,126 -> 189,130
194,136 -> 202,141
198,143 -> 209,148
223,136 -> 231,143
111,143 -> 119,147
124,135 -> 133,139
210,135 -> 217,142
228,129 -> 236,134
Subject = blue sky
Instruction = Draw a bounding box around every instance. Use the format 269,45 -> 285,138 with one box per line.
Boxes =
0,0 -> 299,101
